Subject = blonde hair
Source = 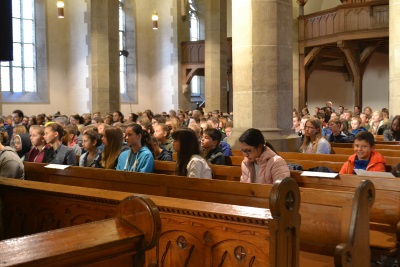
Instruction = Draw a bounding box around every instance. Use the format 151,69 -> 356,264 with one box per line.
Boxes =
300,117 -> 326,153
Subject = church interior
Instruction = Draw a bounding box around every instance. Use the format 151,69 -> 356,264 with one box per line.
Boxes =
1,1 -> 400,266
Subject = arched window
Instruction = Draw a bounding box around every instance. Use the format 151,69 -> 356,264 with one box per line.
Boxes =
0,0 -> 48,103
189,0 -> 199,41
1,0 -> 35,93
119,0 -> 126,94
119,0 -> 137,103
188,0 -> 201,95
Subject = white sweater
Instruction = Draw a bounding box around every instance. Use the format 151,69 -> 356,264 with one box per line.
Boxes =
186,154 -> 212,179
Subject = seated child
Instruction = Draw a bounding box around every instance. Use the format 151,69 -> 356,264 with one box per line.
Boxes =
350,116 -> 367,135
201,128 -> 225,165
339,131 -> 386,174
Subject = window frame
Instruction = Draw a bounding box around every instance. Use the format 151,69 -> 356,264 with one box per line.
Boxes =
120,0 -> 137,104
1,0 -> 49,103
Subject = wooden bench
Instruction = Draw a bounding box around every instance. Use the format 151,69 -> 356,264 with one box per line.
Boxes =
154,160 -> 242,181
278,152 -> 399,171
331,147 -> 400,157
0,176 -> 301,267
0,178 -> 161,266
290,171 -> 400,262
23,163 -> 374,266
331,142 -> 400,150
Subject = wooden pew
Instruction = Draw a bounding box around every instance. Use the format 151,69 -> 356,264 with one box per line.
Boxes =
154,160 -> 242,181
331,142 -> 400,150
23,163 -> 374,266
331,147 -> 400,157
278,152 -> 399,170
0,178 -> 161,266
290,171 -> 400,262
0,177 -> 301,267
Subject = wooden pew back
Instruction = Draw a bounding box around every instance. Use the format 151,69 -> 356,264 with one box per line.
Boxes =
291,171 -> 400,234
331,142 -> 400,150
24,163 -> 373,264
154,160 -> 242,181
332,147 -> 400,157
0,178 -> 161,266
0,177 -> 301,267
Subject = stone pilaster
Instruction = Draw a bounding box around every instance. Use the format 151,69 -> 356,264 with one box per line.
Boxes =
90,0 -> 120,114
205,0 -> 227,113
230,0 -> 299,151
389,0 -> 400,115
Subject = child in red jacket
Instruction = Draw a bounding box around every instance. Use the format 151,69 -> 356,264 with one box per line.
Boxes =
340,131 -> 386,174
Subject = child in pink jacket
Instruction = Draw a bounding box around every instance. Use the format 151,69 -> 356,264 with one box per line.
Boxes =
239,128 -> 290,184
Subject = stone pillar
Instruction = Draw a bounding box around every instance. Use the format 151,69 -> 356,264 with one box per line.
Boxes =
90,0 -> 120,114
230,0 -> 298,151
389,0 -> 400,115
205,0 -> 227,113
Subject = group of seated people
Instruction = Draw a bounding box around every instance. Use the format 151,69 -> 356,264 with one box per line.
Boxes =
0,105 -> 397,184
293,102 -> 400,155
0,108 -> 236,180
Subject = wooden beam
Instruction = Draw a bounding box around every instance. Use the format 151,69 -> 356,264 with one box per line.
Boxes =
304,47 -> 323,67
341,47 -> 362,107
313,65 -> 348,74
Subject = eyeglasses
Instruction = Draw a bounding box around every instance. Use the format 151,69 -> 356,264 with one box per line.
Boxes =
240,148 -> 254,155
304,126 -> 316,130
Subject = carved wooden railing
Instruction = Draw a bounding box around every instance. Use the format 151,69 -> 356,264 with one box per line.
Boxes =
181,38 -> 232,65
298,0 -> 388,48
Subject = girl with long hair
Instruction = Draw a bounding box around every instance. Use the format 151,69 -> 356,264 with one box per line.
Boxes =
383,115 -> 400,141
116,124 -> 154,173
300,117 -> 331,154
43,123 -> 76,165
97,127 -> 124,169
171,128 -> 211,178
239,128 -> 290,184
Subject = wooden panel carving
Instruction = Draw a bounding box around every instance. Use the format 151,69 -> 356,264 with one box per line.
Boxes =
147,214 -> 270,267
1,188 -> 117,239
298,1 -> 388,47
372,5 -> 389,28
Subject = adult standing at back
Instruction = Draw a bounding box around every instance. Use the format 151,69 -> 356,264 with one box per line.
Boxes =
239,128 -> 290,184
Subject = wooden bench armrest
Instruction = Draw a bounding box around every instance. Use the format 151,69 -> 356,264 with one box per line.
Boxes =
0,195 -> 161,266
269,177 -> 301,266
334,180 -> 375,267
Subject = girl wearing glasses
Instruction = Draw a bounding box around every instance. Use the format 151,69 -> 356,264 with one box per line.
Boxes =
300,117 -> 331,154
239,128 -> 290,184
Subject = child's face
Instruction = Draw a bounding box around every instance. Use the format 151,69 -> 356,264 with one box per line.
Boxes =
225,127 -> 232,137
350,119 -> 360,130
30,129 -> 44,147
82,135 -> 95,151
360,114 -> 367,124
201,134 -> 216,149
353,139 -> 373,160
14,138 -> 22,152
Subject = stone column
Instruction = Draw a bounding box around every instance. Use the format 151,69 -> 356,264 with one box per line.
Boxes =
205,0 -> 227,113
89,0 -> 120,114
230,0 -> 297,151
389,0 -> 400,115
